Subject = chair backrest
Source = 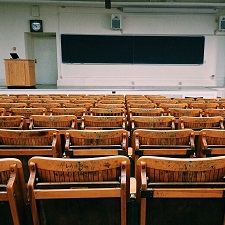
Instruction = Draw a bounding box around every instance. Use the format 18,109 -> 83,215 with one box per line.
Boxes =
178,116 -> 224,130
204,108 -> 225,117
168,108 -> 203,118
63,102 -> 93,110
9,107 -> 47,119
0,158 -> 27,225
81,115 -> 127,130
0,128 -> 62,181
0,128 -> 61,157
0,103 -> 27,115
158,103 -> 188,111
30,103 -> 61,114
129,108 -> 164,117
127,103 -> 157,109
131,116 -> 175,132
98,100 -> 125,104
29,115 -> 78,130
0,116 -> 27,129
126,100 -> 152,105
198,129 -> 225,157
136,155 -> 225,187
95,103 -> 125,108
27,156 -> 130,225
132,129 -> 195,159
65,129 -> 129,157
173,98 -> 195,103
43,100 -> 70,106
152,99 -> 178,106
136,155 -> 225,225
189,102 -> 219,110
90,108 -> 126,116
50,107 -> 87,118
15,99 -> 42,106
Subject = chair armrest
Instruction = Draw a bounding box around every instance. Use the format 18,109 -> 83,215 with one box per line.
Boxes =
29,118 -> 34,130
220,119 -> 224,129
65,132 -> 70,151
190,132 -> 195,150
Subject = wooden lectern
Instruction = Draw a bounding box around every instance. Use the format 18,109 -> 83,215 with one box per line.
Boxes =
4,59 -> 36,88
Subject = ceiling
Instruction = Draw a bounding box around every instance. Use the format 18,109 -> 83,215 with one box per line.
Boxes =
0,0 -> 225,10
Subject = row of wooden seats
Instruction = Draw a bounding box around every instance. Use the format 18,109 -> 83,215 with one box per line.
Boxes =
130,115 -> 224,131
1,128 -> 225,180
3,95 -> 225,108
1,155 -> 225,225
2,106 -> 225,120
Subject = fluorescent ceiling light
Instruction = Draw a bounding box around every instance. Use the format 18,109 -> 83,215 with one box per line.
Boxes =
122,7 -> 218,14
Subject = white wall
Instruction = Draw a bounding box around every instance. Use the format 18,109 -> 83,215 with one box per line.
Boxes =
0,4 -> 225,89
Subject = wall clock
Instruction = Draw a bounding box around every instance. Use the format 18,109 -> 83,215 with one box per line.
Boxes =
30,20 -> 43,32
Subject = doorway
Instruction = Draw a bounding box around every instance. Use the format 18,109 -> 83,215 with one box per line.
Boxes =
25,33 -> 58,86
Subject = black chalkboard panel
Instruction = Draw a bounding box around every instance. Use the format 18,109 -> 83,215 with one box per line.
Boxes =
61,34 -> 204,64
133,36 -> 205,64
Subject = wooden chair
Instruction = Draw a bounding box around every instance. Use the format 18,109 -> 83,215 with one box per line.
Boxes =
173,97 -> 195,103
178,116 -> 224,131
27,155 -> 130,225
95,103 -> 125,109
98,100 -> 125,104
198,129 -> 225,157
67,94 -> 86,98
129,108 -> 164,117
189,102 -> 219,110
145,95 -> 167,100
131,116 -> 175,132
152,99 -> 178,106
128,108 -> 164,127
0,116 -> 27,130
127,103 -> 157,109
126,95 -> 147,100
0,129 -> 62,181
30,102 -> 61,114
71,99 -> 98,105
90,108 -> 126,116
29,115 -> 78,131
126,100 -> 152,105
44,100 -> 70,106
204,108 -> 225,117
9,107 -> 47,119
136,156 -> 225,225
158,103 -> 187,115
104,94 -> 124,100
15,99 -> 42,106
168,108 -> 203,118
0,98 -> 15,103
38,97 -> 53,102
132,129 -> 195,163
196,97 -> 218,102
0,103 -> 27,115
63,102 -> 94,111
50,107 -> 87,119
65,129 -> 129,157
49,94 -> 68,98
0,158 -> 27,225
81,115 -> 127,130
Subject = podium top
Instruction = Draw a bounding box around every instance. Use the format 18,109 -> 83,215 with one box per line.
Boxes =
4,59 -> 35,61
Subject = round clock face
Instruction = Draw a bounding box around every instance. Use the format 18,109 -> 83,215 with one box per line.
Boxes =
30,20 -> 43,32
32,22 -> 41,31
